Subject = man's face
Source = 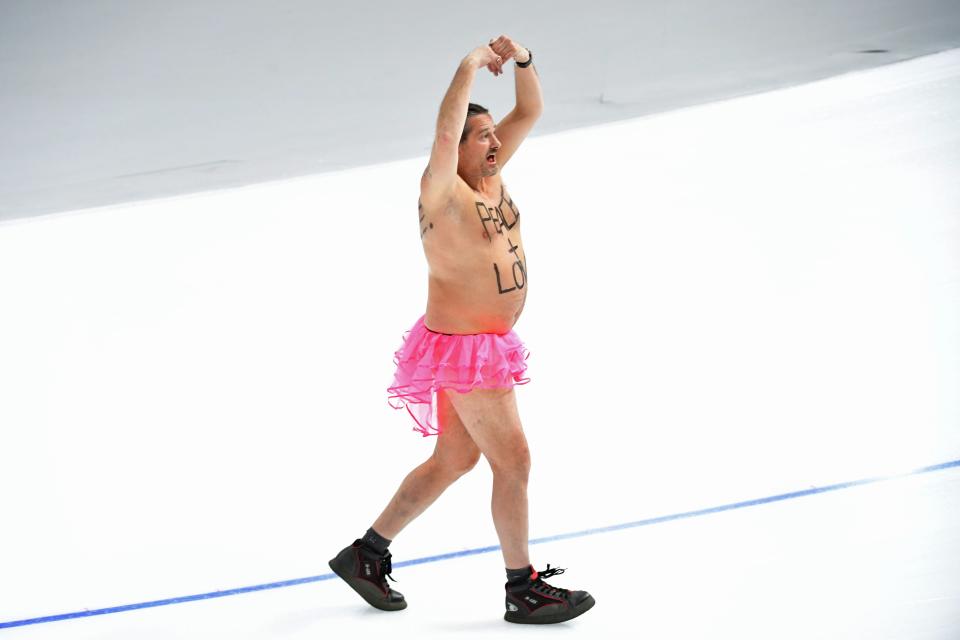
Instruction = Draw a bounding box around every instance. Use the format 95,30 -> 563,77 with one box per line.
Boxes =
458,114 -> 501,181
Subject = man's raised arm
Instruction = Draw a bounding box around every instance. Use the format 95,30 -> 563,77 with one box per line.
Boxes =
490,36 -> 543,168
422,45 -> 501,203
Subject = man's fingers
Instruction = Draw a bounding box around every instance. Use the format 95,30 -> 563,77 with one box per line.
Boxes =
490,40 -> 517,59
483,41 -> 506,74
490,36 -> 511,51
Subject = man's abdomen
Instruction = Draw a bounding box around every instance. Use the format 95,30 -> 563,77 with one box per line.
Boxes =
424,250 -> 528,336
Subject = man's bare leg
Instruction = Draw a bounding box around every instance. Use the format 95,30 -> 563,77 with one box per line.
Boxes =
372,389 -> 481,539
489,461 -> 531,568
435,387 -> 594,625
328,390 -> 479,611
441,386 -> 531,569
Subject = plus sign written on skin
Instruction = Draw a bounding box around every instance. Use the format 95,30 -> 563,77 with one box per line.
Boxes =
474,185 -> 525,294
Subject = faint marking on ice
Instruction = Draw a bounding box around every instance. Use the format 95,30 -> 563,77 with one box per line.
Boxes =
114,160 -> 238,179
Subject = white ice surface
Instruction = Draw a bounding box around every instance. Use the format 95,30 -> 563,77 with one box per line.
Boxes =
2,470 -> 957,639
0,48 -> 958,638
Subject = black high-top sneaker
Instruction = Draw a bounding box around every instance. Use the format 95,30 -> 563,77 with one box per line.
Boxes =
504,564 -> 595,624
328,539 -> 407,611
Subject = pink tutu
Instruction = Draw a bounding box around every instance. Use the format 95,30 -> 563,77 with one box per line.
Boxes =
387,314 -> 531,437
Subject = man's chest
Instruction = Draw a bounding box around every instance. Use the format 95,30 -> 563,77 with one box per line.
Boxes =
420,182 -> 524,275
472,184 -> 522,242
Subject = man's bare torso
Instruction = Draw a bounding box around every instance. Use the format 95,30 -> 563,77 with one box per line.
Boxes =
419,176 -> 527,335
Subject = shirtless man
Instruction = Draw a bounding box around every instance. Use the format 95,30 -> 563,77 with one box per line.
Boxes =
329,36 -> 595,625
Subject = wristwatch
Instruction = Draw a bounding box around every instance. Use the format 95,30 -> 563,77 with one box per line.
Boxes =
516,49 -> 533,68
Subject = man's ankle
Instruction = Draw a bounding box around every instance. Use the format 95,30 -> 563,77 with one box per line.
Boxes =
506,564 -> 533,584
361,527 -> 392,555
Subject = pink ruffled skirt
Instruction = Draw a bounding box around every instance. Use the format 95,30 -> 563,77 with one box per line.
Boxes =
387,314 -> 531,437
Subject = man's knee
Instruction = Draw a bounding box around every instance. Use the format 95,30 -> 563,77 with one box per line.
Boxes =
488,444 -> 531,480
434,447 -> 481,478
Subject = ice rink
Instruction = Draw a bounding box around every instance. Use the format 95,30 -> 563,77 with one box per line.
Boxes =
1,10 -> 959,640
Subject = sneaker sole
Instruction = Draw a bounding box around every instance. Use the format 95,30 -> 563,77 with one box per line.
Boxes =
328,558 -> 408,611
504,594 -> 596,624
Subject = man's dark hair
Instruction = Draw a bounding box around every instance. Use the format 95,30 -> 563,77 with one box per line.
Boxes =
460,103 -> 490,144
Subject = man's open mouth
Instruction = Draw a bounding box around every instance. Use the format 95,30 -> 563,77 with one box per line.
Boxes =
486,153 -> 496,163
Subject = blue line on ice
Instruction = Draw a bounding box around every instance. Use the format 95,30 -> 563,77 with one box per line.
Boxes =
2,458 -> 958,629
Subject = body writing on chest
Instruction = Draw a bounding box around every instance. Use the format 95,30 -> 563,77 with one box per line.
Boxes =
420,183 -> 527,296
